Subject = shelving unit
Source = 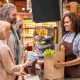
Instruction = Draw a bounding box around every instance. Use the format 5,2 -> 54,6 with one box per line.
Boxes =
16,13 -> 35,45
63,2 -> 80,15
16,13 -> 58,46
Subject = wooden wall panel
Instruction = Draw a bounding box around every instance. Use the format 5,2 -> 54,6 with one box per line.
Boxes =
15,1 -> 29,12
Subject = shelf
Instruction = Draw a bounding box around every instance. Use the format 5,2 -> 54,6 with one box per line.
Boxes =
16,13 -> 58,45
24,43 -> 33,45
63,3 -> 80,13
21,34 -> 33,38
22,27 -> 34,29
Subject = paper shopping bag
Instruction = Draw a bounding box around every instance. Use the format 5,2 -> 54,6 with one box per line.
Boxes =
44,45 -> 65,79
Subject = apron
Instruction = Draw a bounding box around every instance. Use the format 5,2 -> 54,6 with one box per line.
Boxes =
62,34 -> 80,78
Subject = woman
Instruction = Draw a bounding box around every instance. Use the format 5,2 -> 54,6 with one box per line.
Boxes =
0,20 -> 32,80
55,13 -> 80,78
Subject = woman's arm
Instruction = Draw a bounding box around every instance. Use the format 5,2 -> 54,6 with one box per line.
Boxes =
63,57 -> 80,67
55,52 -> 80,68
0,47 -> 32,74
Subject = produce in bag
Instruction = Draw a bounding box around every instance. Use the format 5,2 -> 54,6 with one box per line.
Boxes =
42,49 -> 56,57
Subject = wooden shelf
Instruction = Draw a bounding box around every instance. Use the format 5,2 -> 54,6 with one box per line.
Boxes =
21,34 -> 33,38
63,3 -> 80,13
22,27 -> 34,29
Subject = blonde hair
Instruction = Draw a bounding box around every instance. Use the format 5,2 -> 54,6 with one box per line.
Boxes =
0,20 -> 11,33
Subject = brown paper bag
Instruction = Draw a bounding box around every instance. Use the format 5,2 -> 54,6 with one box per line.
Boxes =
44,45 -> 65,79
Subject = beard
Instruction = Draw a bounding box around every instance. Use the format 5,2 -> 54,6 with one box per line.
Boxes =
7,18 -> 16,24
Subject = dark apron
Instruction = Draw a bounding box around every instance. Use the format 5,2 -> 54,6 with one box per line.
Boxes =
62,35 -> 80,78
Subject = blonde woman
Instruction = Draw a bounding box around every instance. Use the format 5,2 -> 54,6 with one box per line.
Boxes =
0,20 -> 32,80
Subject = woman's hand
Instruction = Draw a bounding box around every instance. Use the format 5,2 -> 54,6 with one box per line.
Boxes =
54,61 -> 65,69
25,60 -> 33,67
14,72 -> 26,76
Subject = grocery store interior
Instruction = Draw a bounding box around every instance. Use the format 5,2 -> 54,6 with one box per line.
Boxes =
0,0 -> 80,80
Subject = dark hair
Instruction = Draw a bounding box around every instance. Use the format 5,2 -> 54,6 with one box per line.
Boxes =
61,12 -> 80,35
